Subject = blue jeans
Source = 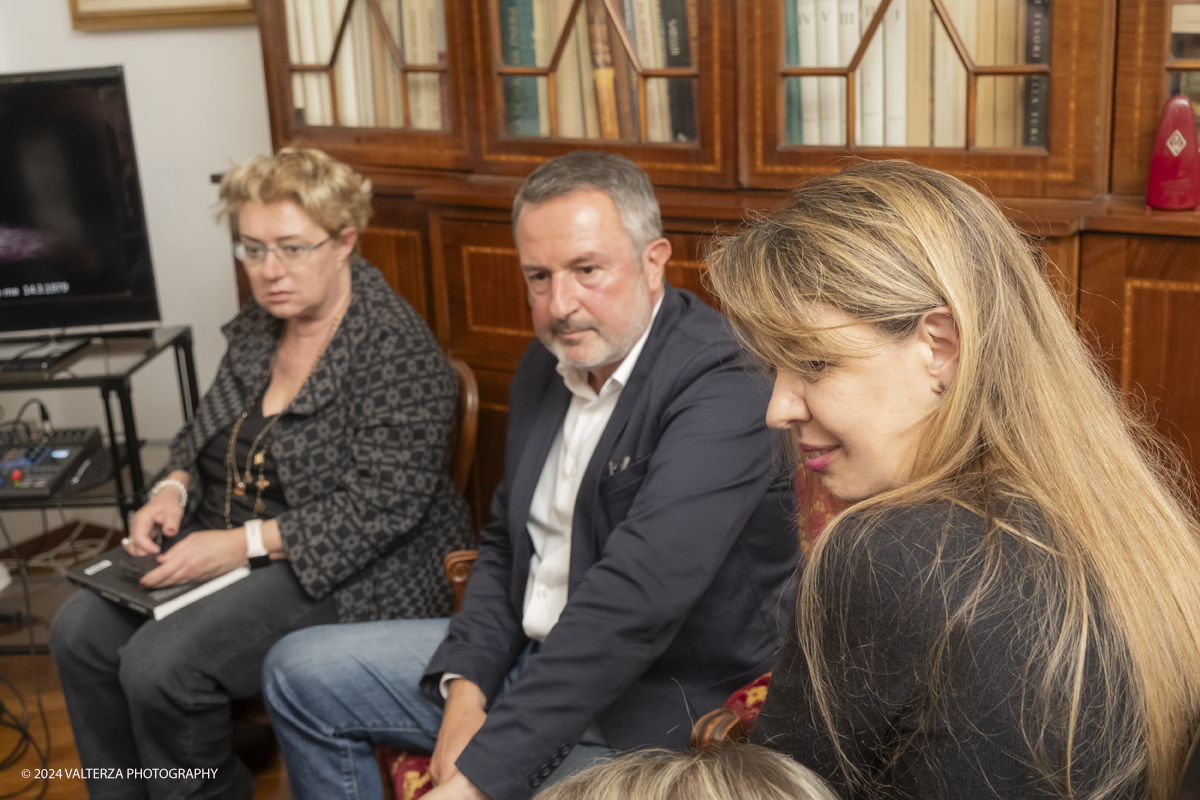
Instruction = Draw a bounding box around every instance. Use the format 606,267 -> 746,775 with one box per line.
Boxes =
262,619 -> 611,800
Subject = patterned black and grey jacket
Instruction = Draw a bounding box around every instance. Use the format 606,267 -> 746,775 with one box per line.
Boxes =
165,259 -> 473,622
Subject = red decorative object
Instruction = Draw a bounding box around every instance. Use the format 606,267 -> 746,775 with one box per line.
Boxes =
376,748 -> 433,800
1146,95 -> 1200,210
722,672 -> 772,728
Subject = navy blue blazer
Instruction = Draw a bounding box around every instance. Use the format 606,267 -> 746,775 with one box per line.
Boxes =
421,285 -> 798,800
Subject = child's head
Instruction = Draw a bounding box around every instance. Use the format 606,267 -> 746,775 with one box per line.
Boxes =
538,745 -> 839,800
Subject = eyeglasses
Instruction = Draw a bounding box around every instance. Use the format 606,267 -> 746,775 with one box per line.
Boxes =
233,237 -> 333,266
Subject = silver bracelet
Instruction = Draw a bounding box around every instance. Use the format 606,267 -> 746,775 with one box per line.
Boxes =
150,478 -> 188,508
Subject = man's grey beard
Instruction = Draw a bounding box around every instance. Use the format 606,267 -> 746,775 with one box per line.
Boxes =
542,277 -> 653,372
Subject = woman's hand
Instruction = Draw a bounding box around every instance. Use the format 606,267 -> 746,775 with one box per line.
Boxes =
126,471 -> 190,556
140,529 -> 247,588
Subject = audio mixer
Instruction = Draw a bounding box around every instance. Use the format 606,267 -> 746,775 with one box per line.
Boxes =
0,428 -> 103,501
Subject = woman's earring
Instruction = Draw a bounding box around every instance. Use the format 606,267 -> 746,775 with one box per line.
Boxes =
936,381 -> 946,395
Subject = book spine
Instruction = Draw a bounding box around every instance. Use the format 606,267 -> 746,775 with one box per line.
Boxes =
931,0 -> 959,146
994,0 -> 1018,145
532,0 -> 554,136
798,0 -> 820,144
882,0 -> 906,145
294,0 -> 326,125
836,0 -> 858,144
312,0 -> 336,123
556,0 -> 586,137
859,0 -> 884,145
575,10 -> 602,137
585,0 -> 622,138
434,0 -> 450,132
370,10 -> 391,127
975,0 -> 996,146
638,0 -> 667,140
816,0 -> 841,144
658,0 -> 696,142
501,0 -> 541,136
284,0 -> 309,125
783,0 -> 803,144
905,0 -> 930,145
607,0 -> 640,140
952,0 -> 973,145
1021,0 -> 1049,147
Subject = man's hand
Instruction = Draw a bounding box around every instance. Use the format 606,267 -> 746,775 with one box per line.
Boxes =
140,529 -> 247,588
430,679 -> 488,787
424,772 -> 490,800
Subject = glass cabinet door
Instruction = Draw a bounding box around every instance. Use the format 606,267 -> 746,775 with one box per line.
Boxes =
492,0 -> 699,143
257,0 -> 471,171
476,0 -> 737,188
1169,0 -> 1200,141
282,0 -> 450,130
743,0 -> 1111,197
777,0 -> 1050,148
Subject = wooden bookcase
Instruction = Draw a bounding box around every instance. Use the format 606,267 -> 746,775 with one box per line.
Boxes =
256,0 -> 1200,522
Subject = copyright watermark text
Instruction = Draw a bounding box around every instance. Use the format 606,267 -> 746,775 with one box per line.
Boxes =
21,768 -> 218,780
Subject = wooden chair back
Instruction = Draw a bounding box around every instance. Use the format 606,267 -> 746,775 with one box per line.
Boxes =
449,358 -> 478,495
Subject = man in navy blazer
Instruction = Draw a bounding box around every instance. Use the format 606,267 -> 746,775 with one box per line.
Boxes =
263,152 -> 797,800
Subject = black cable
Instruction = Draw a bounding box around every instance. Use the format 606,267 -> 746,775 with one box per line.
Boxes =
0,400 -> 51,436
0,514 -> 49,799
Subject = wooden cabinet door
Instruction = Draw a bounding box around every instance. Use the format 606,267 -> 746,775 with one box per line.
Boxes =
1080,232 -> 1200,490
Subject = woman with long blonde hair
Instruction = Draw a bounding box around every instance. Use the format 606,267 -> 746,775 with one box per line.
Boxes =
705,159 -> 1200,800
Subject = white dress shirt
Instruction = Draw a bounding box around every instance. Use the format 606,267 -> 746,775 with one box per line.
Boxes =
521,297 -> 661,641
439,298 -> 660,696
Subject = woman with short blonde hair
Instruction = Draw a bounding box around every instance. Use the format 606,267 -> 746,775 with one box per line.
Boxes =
539,746 -> 839,800
51,147 -> 472,800
706,159 -> 1200,800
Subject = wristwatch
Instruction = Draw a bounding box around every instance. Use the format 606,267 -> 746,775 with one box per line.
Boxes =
244,519 -> 271,570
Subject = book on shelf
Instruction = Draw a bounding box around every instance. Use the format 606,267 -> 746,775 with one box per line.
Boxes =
284,0 -> 309,125
1021,0 -> 1049,147
403,0 -> 448,130
609,0 -> 641,140
660,0 -> 697,142
883,0 -> 906,145
1173,1 -> 1200,56
585,0 -> 623,138
783,0 -> 804,143
931,0 -> 964,147
906,0 -> 931,145
502,0 -> 541,135
858,0 -> 884,145
553,0 -> 587,138
836,0 -> 858,144
816,0 -> 840,143
293,0 -> 329,125
797,0 -> 821,143
991,0 -> 1020,145
312,0 -> 337,123
632,0 -> 670,141
975,0 -> 996,146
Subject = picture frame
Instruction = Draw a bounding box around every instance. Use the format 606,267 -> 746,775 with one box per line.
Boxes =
69,0 -> 256,31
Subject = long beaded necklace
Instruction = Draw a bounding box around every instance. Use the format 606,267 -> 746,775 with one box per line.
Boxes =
223,301 -> 348,529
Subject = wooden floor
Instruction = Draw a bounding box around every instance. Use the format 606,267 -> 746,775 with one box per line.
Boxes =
0,654 -> 292,799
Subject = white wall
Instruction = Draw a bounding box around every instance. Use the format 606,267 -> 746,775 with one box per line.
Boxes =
0,1 -> 273,542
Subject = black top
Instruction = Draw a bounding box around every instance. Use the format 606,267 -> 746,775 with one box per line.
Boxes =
753,501 -> 1142,800
164,261 -> 473,622
190,397 -> 289,533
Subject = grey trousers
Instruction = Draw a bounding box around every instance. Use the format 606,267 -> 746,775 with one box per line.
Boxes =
49,561 -> 337,800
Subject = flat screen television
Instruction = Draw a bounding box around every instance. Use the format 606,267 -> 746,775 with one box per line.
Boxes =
0,65 -> 160,336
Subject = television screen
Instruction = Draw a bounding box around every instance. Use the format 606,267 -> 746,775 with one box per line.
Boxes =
0,65 -> 159,335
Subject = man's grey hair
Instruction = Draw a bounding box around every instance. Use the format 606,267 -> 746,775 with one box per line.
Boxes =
512,151 -> 663,257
